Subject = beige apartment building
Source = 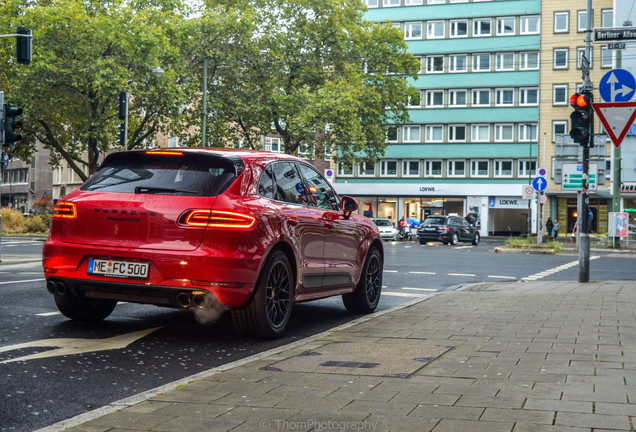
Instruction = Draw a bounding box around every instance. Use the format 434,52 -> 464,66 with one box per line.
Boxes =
539,0 -> 614,235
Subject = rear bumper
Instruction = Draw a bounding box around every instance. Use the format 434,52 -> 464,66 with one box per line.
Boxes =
42,240 -> 261,309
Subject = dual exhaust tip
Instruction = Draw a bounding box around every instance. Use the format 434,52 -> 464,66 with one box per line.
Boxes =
176,291 -> 207,309
46,280 -> 67,296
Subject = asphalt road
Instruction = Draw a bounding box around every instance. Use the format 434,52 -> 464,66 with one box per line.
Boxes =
1,237 -> 635,431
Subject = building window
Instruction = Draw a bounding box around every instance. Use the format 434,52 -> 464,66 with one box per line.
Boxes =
520,16 -> 540,34
428,0 -> 445,4
337,162 -> 353,177
601,47 -> 613,68
552,121 -> 568,141
264,137 -> 282,153
474,18 -> 491,36
426,90 -> 444,107
518,160 -> 537,177
363,0 -> 379,7
494,160 -> 513,177
387,126 -> 398,142
449,55 -> 467,72
471,160 -> 489,177
519,88 -> 539,106
554,48 -> 568,69
472,53 -> 490,72
472,89 -> 490,106
519,124 -> 538,141
495,88 -> 514,106
427,21 -> 445,39
577,47 -> 592,69
578,11 -> 592,32
404,125 -> 421,142
424,160 -> 443,177
496,17 -> 515,35
471,124 -> 490,142
425,125 -> 443,142
520,52 -> 539,70
450,20 -> 468,38
359,161 -> 376,177
405,0 -> 423,4
449,90 -> 467,107
404,22 -> 423,40
381,160 -> 398,177
407,92 -> 421,107
402,160 -> 420,177
554,11 -> 569,32
495,124 -> 514,142
602,9 -> 613,27
553,84 -> 568,105
383,0 -> 400,6
448,160 -> 466,177
495,53 -> 515,71
448,124 -> 467,142
426,56 -> 444,73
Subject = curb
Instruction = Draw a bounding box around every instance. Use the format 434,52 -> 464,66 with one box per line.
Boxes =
494,246 -> 555,254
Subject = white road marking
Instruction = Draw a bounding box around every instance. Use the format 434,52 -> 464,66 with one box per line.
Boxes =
382,291 -> 432,298
448,273 -> 476,277
0,278 -> 45,285
521,256 -> 600,281
36,312 -> 61,317
383,270 -> 398,273
409,271 -> 436,275
402,287 -> 437,292
488,275 -> 517,280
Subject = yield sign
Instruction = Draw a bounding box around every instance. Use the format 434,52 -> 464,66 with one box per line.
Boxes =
593,102 -> 636,147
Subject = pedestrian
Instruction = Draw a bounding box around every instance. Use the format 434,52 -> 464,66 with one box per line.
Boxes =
571,222 -> 578,243
553,219 -> 560,239
546,217 -> 554,238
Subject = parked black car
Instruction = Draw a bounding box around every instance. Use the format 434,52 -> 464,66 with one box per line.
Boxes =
417,215 -> 480,246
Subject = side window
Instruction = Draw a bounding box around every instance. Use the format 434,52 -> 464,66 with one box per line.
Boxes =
297,163 -> 339,210
462,220 -> 470,228
271,162 -> 305,205
258,164 -> 275,199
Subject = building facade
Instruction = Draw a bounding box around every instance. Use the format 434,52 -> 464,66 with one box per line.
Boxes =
334,0 -> 542,236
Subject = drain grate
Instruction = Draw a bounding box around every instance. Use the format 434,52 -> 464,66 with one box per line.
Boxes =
320,361 -> 379,369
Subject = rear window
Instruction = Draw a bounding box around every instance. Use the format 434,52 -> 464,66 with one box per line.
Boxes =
81,152 -> 237,196
423,217 -> 447,225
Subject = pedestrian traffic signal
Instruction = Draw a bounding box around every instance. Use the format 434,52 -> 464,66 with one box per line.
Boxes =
2,103 -> 24,148
16,27 -> 32,65
570,92 -> 593,146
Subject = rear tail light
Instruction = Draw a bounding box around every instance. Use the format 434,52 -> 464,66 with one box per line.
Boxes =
145,150 -> 183,156
443,226 -> 450,231
52,201 -> 77,219
182,210 -> 256,229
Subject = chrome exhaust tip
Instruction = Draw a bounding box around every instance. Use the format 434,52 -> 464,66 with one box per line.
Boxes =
176,292 -> 192,308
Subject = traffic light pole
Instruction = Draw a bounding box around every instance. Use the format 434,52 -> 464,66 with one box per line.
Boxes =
578,0 -> 593,283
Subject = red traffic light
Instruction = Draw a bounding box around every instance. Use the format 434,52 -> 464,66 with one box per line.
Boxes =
570,93 -> 590,109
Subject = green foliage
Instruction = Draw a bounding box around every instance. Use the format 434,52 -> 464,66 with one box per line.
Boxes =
505,237 -> 563,254
0,207 -> 48,234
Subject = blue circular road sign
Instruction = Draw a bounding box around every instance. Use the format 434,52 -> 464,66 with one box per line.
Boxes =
532,176 -> 547,192
599,69 -> 636,102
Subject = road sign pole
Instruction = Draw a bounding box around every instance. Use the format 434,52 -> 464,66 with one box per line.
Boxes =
578,0 -> 593,283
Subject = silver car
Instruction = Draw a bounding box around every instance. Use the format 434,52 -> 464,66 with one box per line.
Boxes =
370,218 -> 399,241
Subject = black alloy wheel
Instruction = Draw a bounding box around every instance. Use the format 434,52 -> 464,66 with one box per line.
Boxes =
343,247 -> 383,313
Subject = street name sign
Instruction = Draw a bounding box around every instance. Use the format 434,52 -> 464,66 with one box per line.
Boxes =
562,164 -> 597,191
608,42 -> 626,49
593,102 -> 636,147
594,27 -> 636,42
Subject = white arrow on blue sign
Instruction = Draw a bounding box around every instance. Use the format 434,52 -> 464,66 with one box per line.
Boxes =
599,69 -> 636,102
532,176 -> 547,192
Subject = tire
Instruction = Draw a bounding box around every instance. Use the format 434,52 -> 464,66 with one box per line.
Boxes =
419,240 -> 426,245
231,250 -> 294,339
343,247 -> 383,314
472,232 -> 480,246
450,233 -> 458,245
54,293 -> 117,323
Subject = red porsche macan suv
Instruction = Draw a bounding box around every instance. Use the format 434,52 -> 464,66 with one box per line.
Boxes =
43,148 -> 384,338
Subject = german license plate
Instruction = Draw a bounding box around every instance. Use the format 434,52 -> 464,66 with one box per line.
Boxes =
88,259 -> 149,279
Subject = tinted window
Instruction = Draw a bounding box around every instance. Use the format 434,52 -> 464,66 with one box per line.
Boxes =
373,219 -> 393,227
423,217 -> 446,225
258,165 -> 275,199
296,163 -> 339,210
271,162 -> 305,205
81,152 -> 236,196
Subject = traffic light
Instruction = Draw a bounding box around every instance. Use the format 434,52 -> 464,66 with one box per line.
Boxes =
2,103 -> 24,148
119,123 -> 126,147
118,91 -> 129,121
570,92 -> 593,146
16,27 -> 32,65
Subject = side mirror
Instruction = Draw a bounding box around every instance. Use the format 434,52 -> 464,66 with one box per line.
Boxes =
340,196 -> 358,216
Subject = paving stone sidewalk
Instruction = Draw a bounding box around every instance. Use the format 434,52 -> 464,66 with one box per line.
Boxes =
49,280 -> 636,432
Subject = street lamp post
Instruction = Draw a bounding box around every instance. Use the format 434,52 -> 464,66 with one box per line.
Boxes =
202,58 -> 208,148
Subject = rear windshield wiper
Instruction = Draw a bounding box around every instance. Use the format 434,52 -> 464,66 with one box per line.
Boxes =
134,186 -> 198,195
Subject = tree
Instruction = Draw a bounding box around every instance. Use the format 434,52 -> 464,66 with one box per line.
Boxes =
193,0 -> 419,163
0,0 -> 190,180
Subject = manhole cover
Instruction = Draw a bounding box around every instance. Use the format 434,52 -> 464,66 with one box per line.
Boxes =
264,342 -> 452,378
